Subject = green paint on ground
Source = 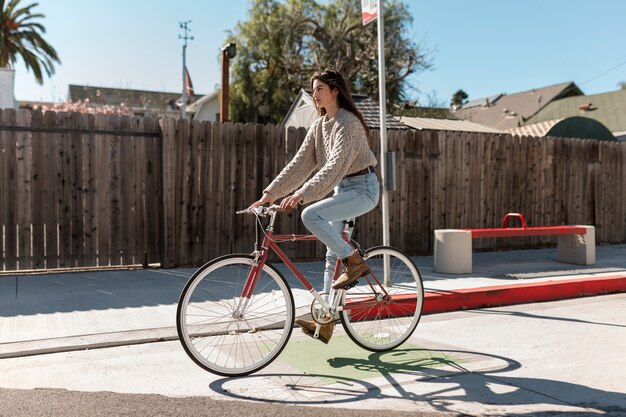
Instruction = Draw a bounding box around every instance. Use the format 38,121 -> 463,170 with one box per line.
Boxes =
281,334 -> 464,383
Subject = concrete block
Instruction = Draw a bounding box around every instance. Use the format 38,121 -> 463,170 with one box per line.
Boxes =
557,226 -> 596,265
434,229 -> 472,274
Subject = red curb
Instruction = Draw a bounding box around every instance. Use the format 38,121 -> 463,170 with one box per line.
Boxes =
422,275 -> 626,315
343,275 -> 626,320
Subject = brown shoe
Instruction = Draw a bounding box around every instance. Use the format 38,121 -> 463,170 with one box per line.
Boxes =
331,250 -> 369,289
295,318 -> 335,344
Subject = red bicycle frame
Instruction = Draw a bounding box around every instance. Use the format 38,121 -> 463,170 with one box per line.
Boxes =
239,210 -> 390,315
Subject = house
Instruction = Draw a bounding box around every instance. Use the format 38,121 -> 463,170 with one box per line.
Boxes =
68,84 -> 194,117
186,91 -> 220,122
398,116 -> 502,134
283,89 -> 409,130
453,82 -> 583,131
522,88 -> 626,141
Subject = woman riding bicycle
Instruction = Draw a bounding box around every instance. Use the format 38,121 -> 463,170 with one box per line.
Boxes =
248,68 -> 380,343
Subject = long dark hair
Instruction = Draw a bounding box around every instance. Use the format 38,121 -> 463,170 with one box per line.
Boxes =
310,68 -> 371,140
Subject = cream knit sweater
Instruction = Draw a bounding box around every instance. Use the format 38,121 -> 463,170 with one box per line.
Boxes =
265,108 -> 377,204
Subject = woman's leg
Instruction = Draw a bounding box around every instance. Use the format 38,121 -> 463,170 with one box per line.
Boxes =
322,220 -> 353,293
302,173 -> 380,287
301,174 -> 378,260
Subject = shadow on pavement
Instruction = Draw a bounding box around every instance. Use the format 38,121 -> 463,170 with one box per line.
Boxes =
210,348 -> 625,415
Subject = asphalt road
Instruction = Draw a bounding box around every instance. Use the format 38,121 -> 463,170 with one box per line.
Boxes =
1,295 -> 624,417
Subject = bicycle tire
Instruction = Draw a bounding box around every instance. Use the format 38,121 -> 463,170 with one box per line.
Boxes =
339,246 -> 424,351
177,254 -> 294,376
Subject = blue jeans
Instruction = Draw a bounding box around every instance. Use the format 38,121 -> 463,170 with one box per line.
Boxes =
301,172 -> 380,292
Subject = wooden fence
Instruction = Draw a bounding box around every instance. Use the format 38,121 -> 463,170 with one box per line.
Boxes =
1,108 -> 625,272
0,109 -> 162,271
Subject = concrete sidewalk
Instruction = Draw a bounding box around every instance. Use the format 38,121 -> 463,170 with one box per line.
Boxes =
1,244 -> 625,359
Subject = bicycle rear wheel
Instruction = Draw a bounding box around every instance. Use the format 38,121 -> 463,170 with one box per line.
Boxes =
340,246 -> 424,351
177,254 -> 294,376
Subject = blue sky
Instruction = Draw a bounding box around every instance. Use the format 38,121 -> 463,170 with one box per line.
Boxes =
13,0 -> 626,107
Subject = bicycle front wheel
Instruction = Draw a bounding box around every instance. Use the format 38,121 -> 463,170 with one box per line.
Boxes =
177,254 -> 294,376
340,246 -> 424,351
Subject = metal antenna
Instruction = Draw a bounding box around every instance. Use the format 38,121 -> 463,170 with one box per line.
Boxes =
178,20 -> 193,119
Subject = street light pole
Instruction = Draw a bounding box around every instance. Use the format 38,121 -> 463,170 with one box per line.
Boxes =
220,43 -> 236,123
179,20 -> 193,119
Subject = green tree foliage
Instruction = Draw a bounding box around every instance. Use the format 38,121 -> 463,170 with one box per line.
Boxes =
0,0 -> 60,84
450,89 -> 468,107
227,0 -> 432,123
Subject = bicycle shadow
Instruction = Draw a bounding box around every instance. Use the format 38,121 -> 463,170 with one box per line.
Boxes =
209,347 -> 626,415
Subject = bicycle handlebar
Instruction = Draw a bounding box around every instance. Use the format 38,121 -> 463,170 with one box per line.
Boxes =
236,205 -> 293,216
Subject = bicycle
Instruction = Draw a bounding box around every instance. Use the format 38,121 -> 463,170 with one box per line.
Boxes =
176,206 -> 424,376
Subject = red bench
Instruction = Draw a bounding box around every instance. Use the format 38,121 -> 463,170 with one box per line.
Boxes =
434,213 -> 595,274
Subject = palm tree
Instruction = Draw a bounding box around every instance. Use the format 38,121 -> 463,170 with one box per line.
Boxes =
0,0 -> 60,84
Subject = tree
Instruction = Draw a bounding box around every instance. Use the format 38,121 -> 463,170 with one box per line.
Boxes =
450,89 -> 468,107
227,0 -> 432,123
0,0 -> 60,84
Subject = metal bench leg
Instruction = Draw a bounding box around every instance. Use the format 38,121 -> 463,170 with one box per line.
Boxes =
434,229 -> 473,274
557,226 -> 596,265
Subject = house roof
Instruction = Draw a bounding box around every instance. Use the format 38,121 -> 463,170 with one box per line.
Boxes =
186,90 -> 219,113
283,89 -> 409,129
507,120 -> 561,137
68,84 -> 192,111
453,82 -> 583,131
524,88 -> 626,133
351,94 -> 410,129
399,116 -> 503,133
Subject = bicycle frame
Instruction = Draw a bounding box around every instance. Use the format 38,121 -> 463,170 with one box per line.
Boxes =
239,209 -> 390,320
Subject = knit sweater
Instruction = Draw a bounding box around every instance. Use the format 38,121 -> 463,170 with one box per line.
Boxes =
265,108 -> 377,204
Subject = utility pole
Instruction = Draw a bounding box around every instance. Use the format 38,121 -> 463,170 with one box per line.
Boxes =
178,20 -> 193,119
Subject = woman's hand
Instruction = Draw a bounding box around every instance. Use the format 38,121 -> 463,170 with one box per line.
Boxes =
247,191 -> 274,211
279,193 -> 303,211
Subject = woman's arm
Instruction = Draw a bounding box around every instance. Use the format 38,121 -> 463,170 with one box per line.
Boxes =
264,122 -> 318,199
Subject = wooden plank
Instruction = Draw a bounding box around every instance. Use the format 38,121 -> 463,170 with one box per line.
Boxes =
178,118 -> 192,266
142,116 -> 162,265
189,119 -> 205,265
94,114 -> 111,266
160,116 -> 177,267
2,110 -> 18,269
29,111 -> 45,269
83,113 -> 98,267
41,111 -> 59,268
119,115 -> 134,265
108,115 -> 123,266
212,121 -> 225,259
70,111 -> 85,267
16,110 -> 33,269
202,121 -> 217,261
54,112 -> 70,267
